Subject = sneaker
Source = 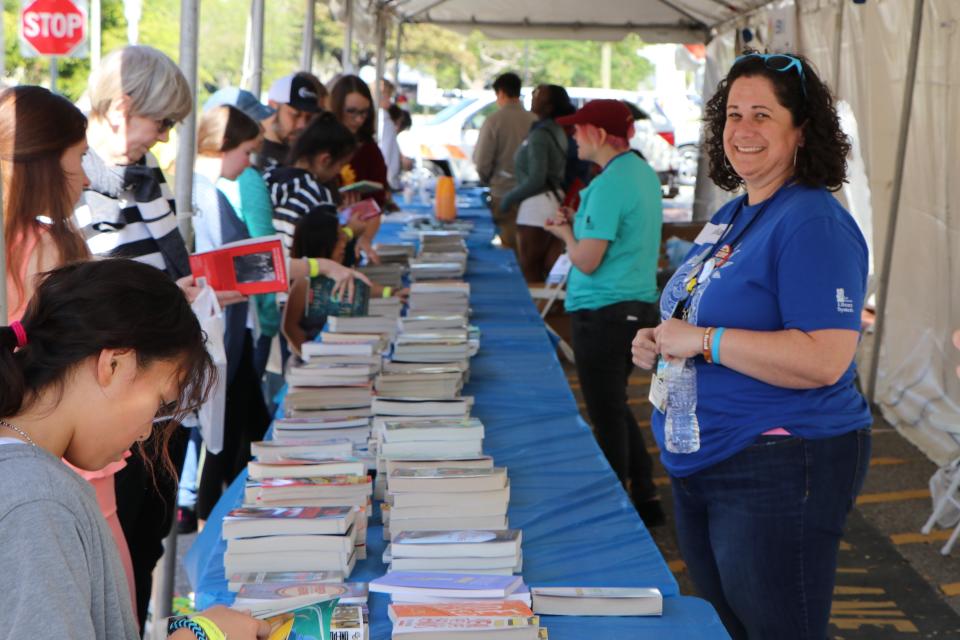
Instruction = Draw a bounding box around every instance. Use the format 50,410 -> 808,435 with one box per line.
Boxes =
177,507 -> 198,534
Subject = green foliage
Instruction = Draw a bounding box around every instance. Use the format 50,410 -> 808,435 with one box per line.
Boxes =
3,0 -> 653,102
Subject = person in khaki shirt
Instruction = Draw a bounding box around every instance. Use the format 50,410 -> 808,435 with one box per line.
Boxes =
473,72 -> 537,250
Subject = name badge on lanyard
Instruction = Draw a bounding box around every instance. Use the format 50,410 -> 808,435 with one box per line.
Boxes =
693,222 -> 729,246
648,358 -> 669,414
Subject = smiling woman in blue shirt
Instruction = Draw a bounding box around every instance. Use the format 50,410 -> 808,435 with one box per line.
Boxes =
631,51 -> 870,640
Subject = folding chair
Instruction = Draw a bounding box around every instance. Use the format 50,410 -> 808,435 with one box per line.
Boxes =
922,455 -> 960,555
528,255 -> 575,363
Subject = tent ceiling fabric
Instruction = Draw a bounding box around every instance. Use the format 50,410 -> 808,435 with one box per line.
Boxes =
390,0 -> 774,43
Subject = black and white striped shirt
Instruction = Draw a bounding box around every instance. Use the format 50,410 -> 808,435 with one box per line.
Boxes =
76,150 -> 190,278
263,166 -> 337,250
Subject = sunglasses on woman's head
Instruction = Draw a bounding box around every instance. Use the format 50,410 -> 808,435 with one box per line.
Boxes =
733,53 -> 808,98
156,118 -> 177,133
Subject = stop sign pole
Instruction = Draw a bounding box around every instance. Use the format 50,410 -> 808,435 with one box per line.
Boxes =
19,0 -> 89,91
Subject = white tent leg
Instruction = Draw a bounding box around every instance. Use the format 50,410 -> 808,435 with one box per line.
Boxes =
301,0 -> 315,72
393,21 -> 403,83
343,0 -> 355,73
373,4 -> 388,133
865,0 -> 925,404
247,0 -> 265,97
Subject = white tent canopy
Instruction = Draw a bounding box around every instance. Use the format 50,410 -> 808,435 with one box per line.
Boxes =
390,0 -> 772,43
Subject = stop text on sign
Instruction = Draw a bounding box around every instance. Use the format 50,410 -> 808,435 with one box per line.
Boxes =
22,11 -> 83,39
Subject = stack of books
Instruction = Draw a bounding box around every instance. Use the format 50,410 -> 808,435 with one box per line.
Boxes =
221,506 -> 360,575
232,580 -> 371,638
272,416 -> 372,446
243,475 -> 372,510
388,601 -> 542,639
374,243 -> 416,267
384,530 -> 522,575
374,418 -> 484,460
374,366 -> 465,399
392,330 -> 472,363
359,262 -> 405,289
383,466 -> 509,539
371,571 -> 525,603
407,282 -> 470,316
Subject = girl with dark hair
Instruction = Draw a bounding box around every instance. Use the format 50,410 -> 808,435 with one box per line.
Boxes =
0,84 -> 145,611
329,74 -> 387,262
265,111 -> 364,263
0,259 -> 269,639
501,84 -> 575,282
632,51 -> 869,639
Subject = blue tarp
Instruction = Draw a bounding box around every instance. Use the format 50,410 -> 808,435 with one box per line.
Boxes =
184,190 -> 730,639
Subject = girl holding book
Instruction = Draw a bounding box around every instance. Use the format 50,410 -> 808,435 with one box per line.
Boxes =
192,105 -> 369,523
0,258 -> 270,639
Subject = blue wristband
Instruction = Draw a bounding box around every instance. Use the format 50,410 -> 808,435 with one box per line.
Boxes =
168,617 -> 208,640
711,327 -> 726,365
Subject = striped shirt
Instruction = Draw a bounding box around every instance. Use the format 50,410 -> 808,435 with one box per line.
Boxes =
263,166 -> 337,250
76,150 -> 190,278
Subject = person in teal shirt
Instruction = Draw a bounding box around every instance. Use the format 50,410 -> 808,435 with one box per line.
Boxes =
546,99 -> 664,527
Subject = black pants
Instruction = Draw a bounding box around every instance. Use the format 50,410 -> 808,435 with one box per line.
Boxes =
197,331 -> 271,520
571,300 -> 659,502
115,425 -> 189,632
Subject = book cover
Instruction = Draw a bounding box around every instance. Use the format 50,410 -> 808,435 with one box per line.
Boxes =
330,604 -> 364,640
226,505 -> 353,521
237,581 -> 347,603
390,601 -> 534,619
393,530 -> 518,546
338,180 -> 384,195
338,198 -> 381,223
306,276 -> 370,320
264,598 -> 339,640
369,572 -> 522,596
229,571 -> 345,591
190,235 -> 288,295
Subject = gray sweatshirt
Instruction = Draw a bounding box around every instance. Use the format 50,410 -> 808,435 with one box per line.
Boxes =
0,443 -> 138,639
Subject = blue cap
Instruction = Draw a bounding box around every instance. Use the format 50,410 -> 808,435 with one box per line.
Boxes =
203,87 -> 275,121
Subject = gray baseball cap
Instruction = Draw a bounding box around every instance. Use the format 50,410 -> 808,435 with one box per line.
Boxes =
204,87 -> 275,121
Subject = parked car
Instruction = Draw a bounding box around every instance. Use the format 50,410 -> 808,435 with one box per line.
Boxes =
401,88 -> 682,197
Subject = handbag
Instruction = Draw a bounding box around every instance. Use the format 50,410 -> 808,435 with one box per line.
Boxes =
190,280 -> 227,454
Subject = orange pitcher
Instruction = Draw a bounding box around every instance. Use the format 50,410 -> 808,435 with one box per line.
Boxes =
434,176 -> 457,221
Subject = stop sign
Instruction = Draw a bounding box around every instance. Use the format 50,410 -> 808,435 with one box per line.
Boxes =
20,0 -> 87,57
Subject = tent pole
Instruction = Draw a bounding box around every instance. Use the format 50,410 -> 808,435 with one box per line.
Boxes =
393,20 -> 403,83
155,0 -> 199,622
866,0 -> 925,405
248,0 -> 266,97
301,0 -> 316,72
831,0 -> 844,89
374,5 -> 388,134
343,0 -> 355,73
91,0 -> 102,71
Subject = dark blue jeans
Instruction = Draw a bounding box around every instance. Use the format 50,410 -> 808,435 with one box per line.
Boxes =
671,429 -> 871,640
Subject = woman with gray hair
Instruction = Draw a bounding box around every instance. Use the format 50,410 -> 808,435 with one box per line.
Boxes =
73,44 -> 195,631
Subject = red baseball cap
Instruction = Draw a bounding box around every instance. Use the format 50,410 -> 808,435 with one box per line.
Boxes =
556,99 -> 634,139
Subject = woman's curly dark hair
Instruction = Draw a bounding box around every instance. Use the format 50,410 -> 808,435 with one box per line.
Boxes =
704,49 -> 851,192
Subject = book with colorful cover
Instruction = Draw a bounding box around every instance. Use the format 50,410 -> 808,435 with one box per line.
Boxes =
391,530 -> 521,559
222,505 -> 355,538
235,582 -> 346,618
330,604 -> 364,640
190,235 -> 288,295
338,180 -> 383,195
338,197 -> 381,223
306,276 -> 370,320
369,572 -> 523,598
389,600 -> 534,621
264,598 -> 339,640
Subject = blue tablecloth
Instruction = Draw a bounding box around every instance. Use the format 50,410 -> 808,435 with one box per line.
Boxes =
184,189 -> 730,639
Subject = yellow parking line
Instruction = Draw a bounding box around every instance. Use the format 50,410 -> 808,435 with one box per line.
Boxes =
833,586 -> 885,595
832,601 -> 899,611
890,530 -> 952,545
856,488 -> 929,505
869,457 -> 908,467
941,583 -> 960,597
654,477 -> 670,487
667,559 -> 686,573
835,568 -> 868,574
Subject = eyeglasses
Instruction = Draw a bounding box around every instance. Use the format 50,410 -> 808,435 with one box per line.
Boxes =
733,53 -> 807,97
344,107 -> 370,119
156,118 -> 177,133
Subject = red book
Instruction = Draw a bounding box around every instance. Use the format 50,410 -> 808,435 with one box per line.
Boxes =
189,235 -> 288,295
340,198 -> 382,222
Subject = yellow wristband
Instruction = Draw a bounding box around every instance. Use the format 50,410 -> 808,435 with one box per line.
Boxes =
382,286 -> 393,298
191,616 -> 226,640
307,257 -> 321,278
342,226 -> 355,240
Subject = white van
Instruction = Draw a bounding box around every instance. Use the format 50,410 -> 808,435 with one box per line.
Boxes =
400,87 -> 681,197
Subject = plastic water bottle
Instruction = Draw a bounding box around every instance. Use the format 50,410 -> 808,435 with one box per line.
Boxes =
664,359 -> 701,453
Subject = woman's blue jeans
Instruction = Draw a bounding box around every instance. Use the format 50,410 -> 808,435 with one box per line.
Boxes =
671,429 -> 871,640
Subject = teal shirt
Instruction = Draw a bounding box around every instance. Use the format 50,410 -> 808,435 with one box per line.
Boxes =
219,167 -> 281,337
565,151 -> 662,311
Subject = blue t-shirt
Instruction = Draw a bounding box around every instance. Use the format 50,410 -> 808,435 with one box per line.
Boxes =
565,152 -> 662,311
652,183 -> 872,477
